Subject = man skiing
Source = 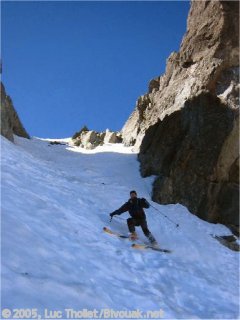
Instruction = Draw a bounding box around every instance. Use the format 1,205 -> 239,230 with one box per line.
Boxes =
109,190 -> 157,245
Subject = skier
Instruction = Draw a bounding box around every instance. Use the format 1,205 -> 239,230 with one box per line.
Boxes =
109,190 -> 157,244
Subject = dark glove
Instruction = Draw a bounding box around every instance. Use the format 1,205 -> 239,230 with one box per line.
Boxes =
141,198 -> 150,208
110,212 -> 116,218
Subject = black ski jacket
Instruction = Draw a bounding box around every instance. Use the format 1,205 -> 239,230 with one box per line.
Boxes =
111,198 -> 150,220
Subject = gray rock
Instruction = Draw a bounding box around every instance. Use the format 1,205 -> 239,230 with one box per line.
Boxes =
104,130 -> 122,144
72,129 -> 122,149
213,235 -> 240,252
80,131 -> 101,149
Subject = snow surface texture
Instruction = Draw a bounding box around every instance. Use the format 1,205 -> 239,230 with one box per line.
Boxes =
1,136 -> 239,319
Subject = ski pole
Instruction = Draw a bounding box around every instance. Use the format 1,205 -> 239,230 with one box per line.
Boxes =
110,215 -> 125,222
150,204 -> 179,228
113,215 -> 125,221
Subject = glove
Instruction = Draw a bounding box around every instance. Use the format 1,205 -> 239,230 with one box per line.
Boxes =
110,212 -> 116,218
141,198 -> 150,208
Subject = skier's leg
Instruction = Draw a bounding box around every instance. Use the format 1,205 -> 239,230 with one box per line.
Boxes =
127,218 -> 138,240
127,218 -> 135,233
140,220 -> 157,244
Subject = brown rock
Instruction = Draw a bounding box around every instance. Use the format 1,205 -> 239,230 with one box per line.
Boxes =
139,92 -> 239,225
0,83 -> 30,142
122,0 -> 239,148
122,0 -> 239,226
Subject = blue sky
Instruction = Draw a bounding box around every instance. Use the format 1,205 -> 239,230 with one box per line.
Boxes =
2,1 -> 190,138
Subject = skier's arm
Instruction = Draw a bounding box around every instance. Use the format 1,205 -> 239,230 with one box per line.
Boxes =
110,202 -> 129,217
140,198 -> 150,209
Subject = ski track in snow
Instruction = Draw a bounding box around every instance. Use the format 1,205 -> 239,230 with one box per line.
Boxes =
1,135 -> 239,319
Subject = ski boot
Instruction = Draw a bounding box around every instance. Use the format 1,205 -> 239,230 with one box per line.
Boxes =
130,232 -> 138,241
148,233 -> 159,248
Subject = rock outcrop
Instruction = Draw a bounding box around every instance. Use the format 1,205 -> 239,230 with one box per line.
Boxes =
0,83 -> 30,142
104,129 -> 122,144
122,0 -> 239,226
72,127 -> 122,149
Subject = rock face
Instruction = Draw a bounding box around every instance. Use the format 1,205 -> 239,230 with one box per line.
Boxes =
1,83 -> 30,142
122,0 -> 239,226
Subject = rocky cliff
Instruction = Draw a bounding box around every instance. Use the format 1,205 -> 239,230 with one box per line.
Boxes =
0,83 -> 30,142
122,0 -> 239,226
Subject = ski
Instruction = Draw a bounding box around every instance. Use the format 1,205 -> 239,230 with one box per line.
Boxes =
103,227 -> 171,252
131,243 -> 171,253
103,227 -> 129,239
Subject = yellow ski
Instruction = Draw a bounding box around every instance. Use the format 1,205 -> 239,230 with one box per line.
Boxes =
132,243 -> 171,253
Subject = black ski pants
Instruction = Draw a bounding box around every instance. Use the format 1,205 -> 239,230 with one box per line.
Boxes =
127,218 -> 151,237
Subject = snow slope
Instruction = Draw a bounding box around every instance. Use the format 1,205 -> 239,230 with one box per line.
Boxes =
1,136 -> 239,319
